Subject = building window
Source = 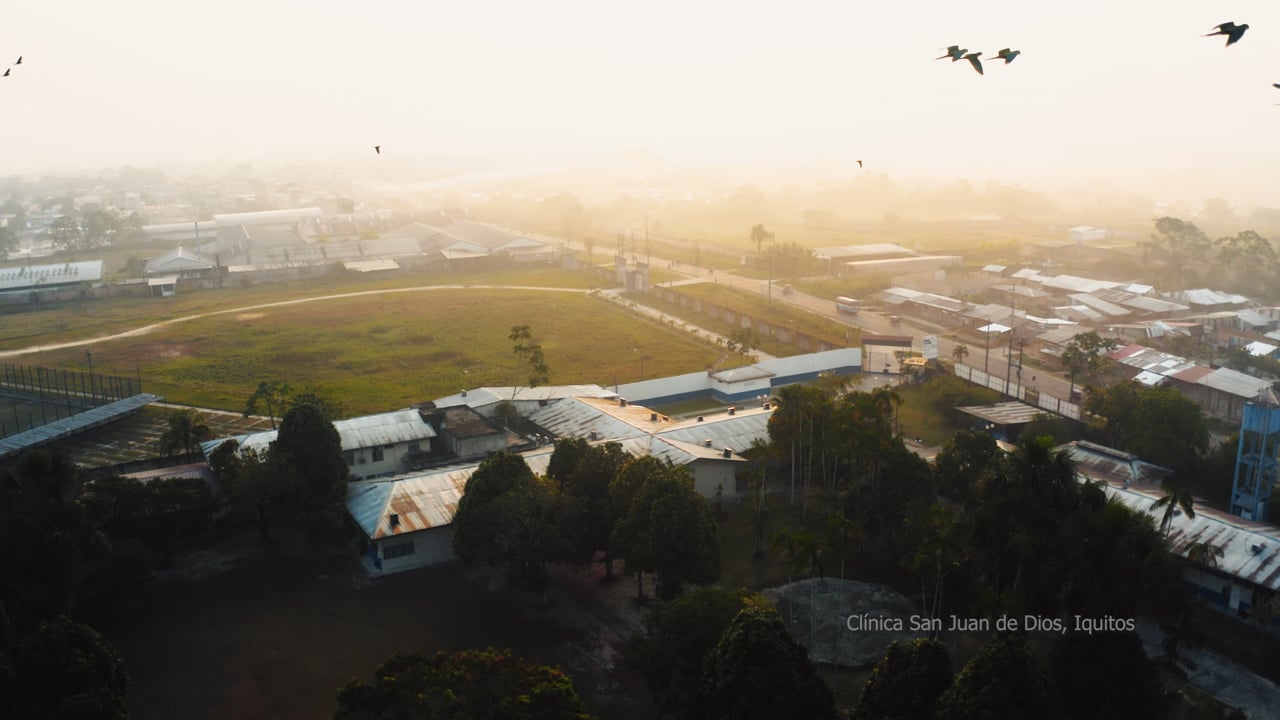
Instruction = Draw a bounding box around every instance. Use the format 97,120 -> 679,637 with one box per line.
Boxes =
372,446 -> 385,462
383,541 -> 415,560
343,450 -> 355,466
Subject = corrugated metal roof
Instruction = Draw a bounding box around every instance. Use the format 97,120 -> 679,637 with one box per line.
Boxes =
1108,345 -> 1199,377
0,260 -> 103,291
1123,283 -> 1154,295
710,366 -> 775,382
431,385 -> 616,412
1166,289 -> 1250,306
1170,366 -> 1214,383
526,396 -> 655,441
1238,309 -> 1274,328
0,394 -> 161,460
956,401 -> 1047,426
1106,485 -> 1280,592
1064,440 -> 1280,591
201,408 -> 436,457
1133,370 -> 1168,386
659,409 -> 773,453
1061,440 -> 1174,486
814,243 -> 913,259
982,264 -> 1007,273
1246,341 -> 1278,357
1068,293 -> 1130,316
1120,295 -> 1189,314
1038,274 -> 1120,293
1199,368 -> 1276,400
1010,268 -> 1045,280
347,469 -> 468,539
882,287 -> 967,313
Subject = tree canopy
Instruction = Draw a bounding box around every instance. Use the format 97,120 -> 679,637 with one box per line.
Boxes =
333,649 -> 591,720
701,604 -> 839,720
934,634 -> 1063,720
623,587 -> 765,720
853,638 -> 953,720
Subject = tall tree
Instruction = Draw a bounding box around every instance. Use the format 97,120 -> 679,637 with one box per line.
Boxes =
933,429 -> 1000,505
1059,332 -> 1117,401
334,649 -> 592,720
275,401 -> 349,529
11,616 -> 130,720
1050,630 -> 1166,720
562,441 -> 629,578
228,446 -> 301,544
157,408 -> 213,456
624,587 -> 764,720
1141,216 -> 1211,289
243,381 -> 291,430
611,459 -> 719,600
934,634 -> 1064,720
701,604 -> 839,720
1214,229 -> 1278,301
451,451 -> 571,598
509,325 -> 551,392
853,638 -> 953,720
749,223 -> 775,258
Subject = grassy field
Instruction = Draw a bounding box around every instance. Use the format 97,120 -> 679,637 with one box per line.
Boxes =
22,289 -> 731,415
0,265 -> 602,352
630,283 -> 859,354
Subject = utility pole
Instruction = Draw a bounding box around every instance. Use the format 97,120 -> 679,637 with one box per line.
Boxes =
1005,289 -> 1017,397
983,317 -> 991,381
85,350 -> 95,406
644,213 -> 650,266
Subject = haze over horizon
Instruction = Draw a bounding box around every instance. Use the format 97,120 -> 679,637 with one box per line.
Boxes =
4,1 -> 1280,206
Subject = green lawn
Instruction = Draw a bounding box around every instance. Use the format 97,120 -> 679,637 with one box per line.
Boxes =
26,289 -> 730,415
629,283 -> 859,355
0,265 -> 604,352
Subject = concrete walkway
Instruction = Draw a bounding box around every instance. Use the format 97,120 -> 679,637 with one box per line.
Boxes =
1135,618 -> 1280,718
596,287 -> 778,362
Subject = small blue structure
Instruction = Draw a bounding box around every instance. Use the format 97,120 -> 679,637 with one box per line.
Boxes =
1230,402 -> 1280,521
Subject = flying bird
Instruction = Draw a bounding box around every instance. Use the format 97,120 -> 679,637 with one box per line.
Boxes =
2,69 -> 8,77
14,56 -> 20,65
936,45 -> 967,61
1273,83 -> 1280,89
857,160 -> 863,168
963,52 -> 984,76
373,145 -> 381,155
1205,22 -> 1249,47
991,48 -> 1021,64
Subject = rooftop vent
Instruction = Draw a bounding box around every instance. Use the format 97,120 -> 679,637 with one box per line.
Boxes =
650,412 -> 658,421
1251,544 -> 1266,555
589,430 -> 599,441
389,513 -> 400,528
762,402 -> 772,410
461,389 -> 467,397
728,406 -> 736,415
697,416 -> 704,422
722,448 -> 732,458
619,398 -> 628,407
704,439 -> 713,448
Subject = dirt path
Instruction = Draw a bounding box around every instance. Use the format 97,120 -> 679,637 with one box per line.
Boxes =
0,284 -> 589,359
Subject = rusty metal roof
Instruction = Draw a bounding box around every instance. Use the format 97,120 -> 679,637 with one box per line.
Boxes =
347,469 -> 469,540
1064,440 -> 1280,592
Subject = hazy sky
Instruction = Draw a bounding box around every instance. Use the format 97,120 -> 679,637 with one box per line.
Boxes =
4,1 -> 1279,203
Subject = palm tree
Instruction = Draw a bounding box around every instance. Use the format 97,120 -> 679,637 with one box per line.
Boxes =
158,408 -> 214,456
952,343 -> 969,365
1151,476 -> 1195,537
1185,540 -> 1223,590
749,223 -> 775,257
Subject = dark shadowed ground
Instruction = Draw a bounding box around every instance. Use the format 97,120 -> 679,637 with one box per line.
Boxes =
93,531 -> 650,720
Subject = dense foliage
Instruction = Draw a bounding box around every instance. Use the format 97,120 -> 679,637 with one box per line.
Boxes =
334,649 -> 591,720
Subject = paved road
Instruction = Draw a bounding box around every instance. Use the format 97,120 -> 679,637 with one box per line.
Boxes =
513,226 -> 1079,405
